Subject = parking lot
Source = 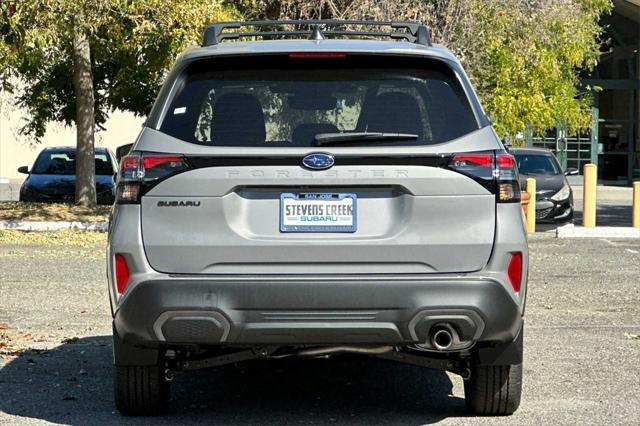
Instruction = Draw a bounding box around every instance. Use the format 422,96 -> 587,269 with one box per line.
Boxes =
0,236 -> 639,425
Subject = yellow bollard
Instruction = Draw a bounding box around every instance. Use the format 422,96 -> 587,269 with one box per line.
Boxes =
525,178 -> 536,233
633,181 -> 640,228
583,164 -> 597,228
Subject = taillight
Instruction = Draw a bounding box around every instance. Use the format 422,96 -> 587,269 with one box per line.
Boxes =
507,252 -> 523,293
447,151 -> 520,203
496,153 -> 520,203
116,153 -> 189,203
450,153 -> 493,168
142,155 -> 183,169
448,152 -> 495,191
115,254 -> 130,294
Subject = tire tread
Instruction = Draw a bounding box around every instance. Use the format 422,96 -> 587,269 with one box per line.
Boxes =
464,363 -> 522,415
114,364 -> 168,416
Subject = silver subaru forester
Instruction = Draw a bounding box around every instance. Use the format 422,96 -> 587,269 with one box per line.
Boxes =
107,20 -> 528,416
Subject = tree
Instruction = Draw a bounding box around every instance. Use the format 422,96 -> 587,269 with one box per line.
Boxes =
0,0 -> 236,206
442,0 -> 613,140
236,0 -> 612,141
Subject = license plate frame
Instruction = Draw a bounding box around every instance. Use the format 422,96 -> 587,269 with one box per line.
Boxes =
280,192 -> 357,233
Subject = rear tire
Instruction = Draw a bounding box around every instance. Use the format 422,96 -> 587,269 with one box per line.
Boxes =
114,364 -> 169,416
464,363 -> 522,415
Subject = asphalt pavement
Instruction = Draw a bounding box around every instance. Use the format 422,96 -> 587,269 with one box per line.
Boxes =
0,237 -> 639,425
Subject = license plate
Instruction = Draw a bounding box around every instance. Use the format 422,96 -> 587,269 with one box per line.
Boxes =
280,193 -> 357,233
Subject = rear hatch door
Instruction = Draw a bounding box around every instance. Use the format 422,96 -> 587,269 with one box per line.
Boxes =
136,53 -> 501,274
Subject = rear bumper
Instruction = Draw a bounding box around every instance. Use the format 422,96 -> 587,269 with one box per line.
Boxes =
113,276 -> 522,348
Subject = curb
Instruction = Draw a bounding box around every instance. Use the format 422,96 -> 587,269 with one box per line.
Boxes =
556,224 -> 640,238
0,221 -> 108,232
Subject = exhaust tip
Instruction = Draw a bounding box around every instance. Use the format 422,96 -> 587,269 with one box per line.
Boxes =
431,326 -> 454,351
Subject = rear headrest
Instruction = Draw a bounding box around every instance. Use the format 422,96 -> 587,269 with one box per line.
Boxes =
358,92 -> 423,137
211,93 -> 266,145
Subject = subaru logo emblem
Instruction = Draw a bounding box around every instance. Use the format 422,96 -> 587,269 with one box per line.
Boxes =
302,153 -> 335,170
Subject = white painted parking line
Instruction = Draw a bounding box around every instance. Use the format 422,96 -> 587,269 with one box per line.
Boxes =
528,325 -> 640,330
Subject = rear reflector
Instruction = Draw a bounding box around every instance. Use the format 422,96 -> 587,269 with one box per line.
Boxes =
115,254 -> 130,294
507,252 -> 523,293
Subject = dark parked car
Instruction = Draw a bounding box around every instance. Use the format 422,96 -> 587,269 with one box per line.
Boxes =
511,148 -> 577,223
18,146 -> 117,204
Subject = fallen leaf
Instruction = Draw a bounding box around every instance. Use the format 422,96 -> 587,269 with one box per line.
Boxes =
0,323 -> 8,330
62,394 -> 76,401
62,337 -> 79,344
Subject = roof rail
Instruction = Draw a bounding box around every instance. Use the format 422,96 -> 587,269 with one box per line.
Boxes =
202,20 -> 432,47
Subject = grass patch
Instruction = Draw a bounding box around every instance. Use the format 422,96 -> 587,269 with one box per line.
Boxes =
0,201 -> 110,222
0,230 -> 107,246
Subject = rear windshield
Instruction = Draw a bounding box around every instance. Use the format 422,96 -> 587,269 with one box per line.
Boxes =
159,55 -> 479,147
32,150 -> 114,175
515,153 -> 561,175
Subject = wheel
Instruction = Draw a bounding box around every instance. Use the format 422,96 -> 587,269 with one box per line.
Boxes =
464,363 -> 522,415
114,363 -> 169,416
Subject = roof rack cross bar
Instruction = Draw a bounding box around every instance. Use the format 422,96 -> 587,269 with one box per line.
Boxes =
202,20 -> 432,47
216,30 -> 418,44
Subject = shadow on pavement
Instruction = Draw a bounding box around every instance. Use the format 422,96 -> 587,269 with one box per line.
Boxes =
0,336 -> 467,425
536,204 -> 632,233
574,204 -> 633,227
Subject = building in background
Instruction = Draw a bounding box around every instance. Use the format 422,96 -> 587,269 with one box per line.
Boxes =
0,101 -> 141,181
589,0 -> 640,183
528,0 -> 639,185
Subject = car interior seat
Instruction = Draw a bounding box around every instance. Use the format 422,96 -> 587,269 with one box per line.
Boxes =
211,93 -> 266,145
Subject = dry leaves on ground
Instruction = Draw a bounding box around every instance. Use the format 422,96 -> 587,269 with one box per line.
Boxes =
0,230 -> 107,246
0,323 -> 50,357
0,202 -> 110,222
625,332 -> 640,340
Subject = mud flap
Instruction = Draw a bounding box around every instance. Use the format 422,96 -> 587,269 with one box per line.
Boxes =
112,324 -> 160,366
474,322 -> 524,366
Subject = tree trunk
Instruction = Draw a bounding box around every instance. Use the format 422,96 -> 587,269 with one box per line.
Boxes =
72,29 -> 97,207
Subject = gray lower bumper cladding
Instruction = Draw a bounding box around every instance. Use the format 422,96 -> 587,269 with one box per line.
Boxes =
114,277 -> 521,348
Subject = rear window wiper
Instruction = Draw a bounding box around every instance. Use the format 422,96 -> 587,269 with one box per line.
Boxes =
314,132 -> 419,146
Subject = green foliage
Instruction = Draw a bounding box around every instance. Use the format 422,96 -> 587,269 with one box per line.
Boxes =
460,0 -> 612,138
0,0 -> 613,141
0,0 -> 236,141
235,0 -> 612,139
